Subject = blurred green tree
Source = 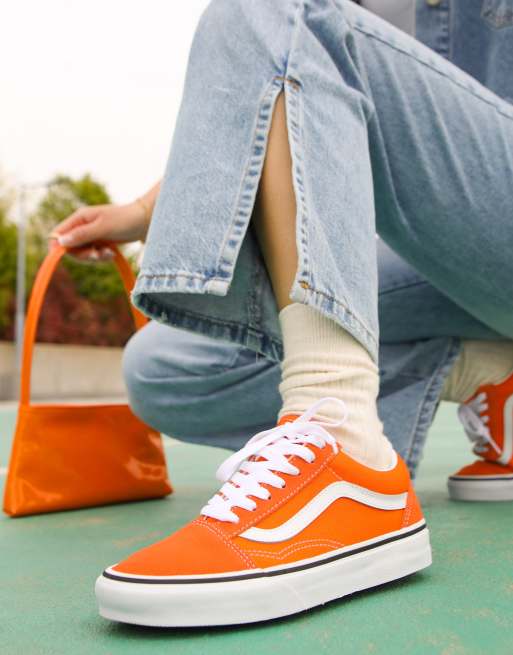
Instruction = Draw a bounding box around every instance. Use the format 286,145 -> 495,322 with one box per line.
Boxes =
29,173 -> 126,302
0,197 -> 17,333
0,173 -> 136,346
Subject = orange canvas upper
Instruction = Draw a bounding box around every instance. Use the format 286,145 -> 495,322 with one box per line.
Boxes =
452,459 -> 513,478
113,439 -> 423,578
465,373 -> 513,465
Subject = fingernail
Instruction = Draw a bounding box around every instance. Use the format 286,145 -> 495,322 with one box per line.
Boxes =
58,234 -> 72,246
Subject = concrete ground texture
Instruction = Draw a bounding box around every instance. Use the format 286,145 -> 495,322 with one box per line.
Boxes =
1,402 -> 512,655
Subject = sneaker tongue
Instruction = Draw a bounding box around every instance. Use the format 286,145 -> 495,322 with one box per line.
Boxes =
277,414 -> 299,426
248,414 -> 300,464
275,413 -> 317,462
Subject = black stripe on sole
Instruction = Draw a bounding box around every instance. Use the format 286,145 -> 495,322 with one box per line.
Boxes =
103,522 -> 427,585
449,476 -> 513,482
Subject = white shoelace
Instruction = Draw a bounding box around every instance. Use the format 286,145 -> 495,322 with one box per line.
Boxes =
200,397 -> 348,524
457,392 -> 501,455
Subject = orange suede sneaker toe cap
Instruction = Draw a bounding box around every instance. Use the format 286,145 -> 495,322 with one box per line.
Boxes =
111,520 -> 254,578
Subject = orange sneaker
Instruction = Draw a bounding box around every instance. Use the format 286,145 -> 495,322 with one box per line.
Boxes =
448,373 -> 513,501
95,398 -> 432,627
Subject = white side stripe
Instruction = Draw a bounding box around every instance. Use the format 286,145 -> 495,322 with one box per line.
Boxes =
240,481 -> 408,543
500,395 -> 513,465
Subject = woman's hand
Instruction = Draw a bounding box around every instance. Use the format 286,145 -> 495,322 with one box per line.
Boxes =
49,200 -> 151,262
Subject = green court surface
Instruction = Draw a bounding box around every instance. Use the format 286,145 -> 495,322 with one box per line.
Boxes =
1,403 -> 512,655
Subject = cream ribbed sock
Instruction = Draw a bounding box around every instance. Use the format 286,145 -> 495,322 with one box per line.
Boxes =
441,339 -> 513,403
278,303 -> 395,471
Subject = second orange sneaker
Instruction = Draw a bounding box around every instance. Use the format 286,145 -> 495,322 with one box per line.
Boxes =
95,398 -> 432,627
448,372 -> 513,501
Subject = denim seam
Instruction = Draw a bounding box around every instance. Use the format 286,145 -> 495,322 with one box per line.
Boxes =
281,57 -> 378,359
213,78 -> 285,283
133,291 -> 284,361
379,371 -> 430,383
133,289 -> 245,329
448,0 -> 454,62
379,280 -> 431,295
438,0 -> 451,60
131,282 -> 244,328
137,271 -> 220,282
283,0 -> 312,294
353,24 -> 513,120
284,76 -> 313,294
403,337 -> 461,475
138,367 -> 249,383
246,249 -> 263,336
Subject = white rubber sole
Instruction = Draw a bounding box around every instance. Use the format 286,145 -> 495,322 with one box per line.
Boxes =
448,475 -> 513,501
95,523 -> 431,627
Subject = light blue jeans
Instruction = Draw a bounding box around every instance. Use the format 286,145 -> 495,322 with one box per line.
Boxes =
127,1 -> 513,475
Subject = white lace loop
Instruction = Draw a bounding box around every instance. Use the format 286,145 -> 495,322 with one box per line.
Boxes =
457,392 -> 500,455
200,397 -> 348,524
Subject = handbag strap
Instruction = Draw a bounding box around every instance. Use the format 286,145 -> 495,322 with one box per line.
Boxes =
20,242 -> 148,406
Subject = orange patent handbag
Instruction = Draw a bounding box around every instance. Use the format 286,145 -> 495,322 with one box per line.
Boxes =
3,243 -> 172,517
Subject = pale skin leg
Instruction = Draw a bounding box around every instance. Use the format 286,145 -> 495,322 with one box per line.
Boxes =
253,92 -> 298,310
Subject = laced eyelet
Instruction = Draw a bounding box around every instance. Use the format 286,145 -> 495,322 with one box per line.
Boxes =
200,398 -> 346,523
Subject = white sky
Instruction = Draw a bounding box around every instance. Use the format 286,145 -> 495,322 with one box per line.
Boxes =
1,0 -> 210,208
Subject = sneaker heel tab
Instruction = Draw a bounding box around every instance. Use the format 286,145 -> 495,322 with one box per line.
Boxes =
402,483 -> 425,528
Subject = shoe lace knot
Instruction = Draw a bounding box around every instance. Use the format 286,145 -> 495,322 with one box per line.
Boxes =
200,397 -> 348,524
457,392 -> 501,456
